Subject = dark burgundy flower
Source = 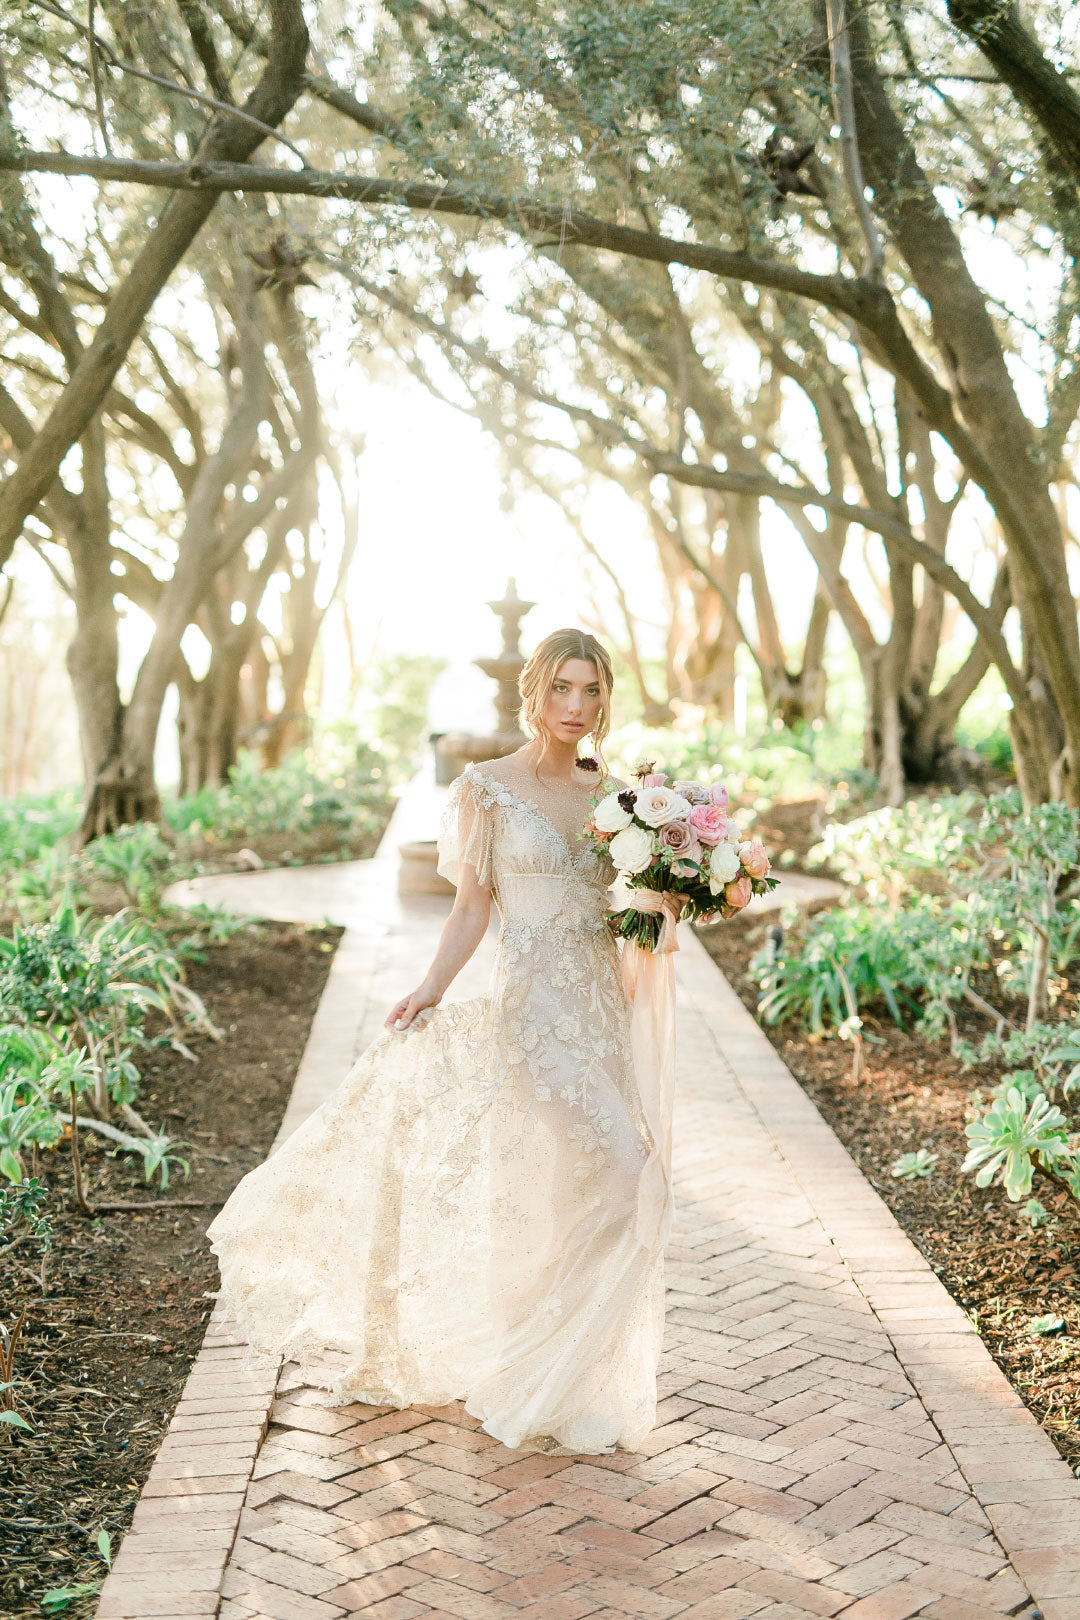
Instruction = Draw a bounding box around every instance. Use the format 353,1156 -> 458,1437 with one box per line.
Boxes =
617,789 -> 636,812
576,754 -> 600,771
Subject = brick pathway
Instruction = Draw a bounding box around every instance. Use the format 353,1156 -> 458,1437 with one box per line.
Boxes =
97,839 -> 1080,1620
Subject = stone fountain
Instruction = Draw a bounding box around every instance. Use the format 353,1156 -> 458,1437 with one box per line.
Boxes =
398,579 -> 537,895
434,578 -> 537,784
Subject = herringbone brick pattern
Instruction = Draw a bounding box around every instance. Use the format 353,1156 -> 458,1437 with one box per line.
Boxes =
98,867 -> 1080,1620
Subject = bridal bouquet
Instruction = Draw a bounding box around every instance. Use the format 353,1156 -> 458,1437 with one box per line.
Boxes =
584,761 -> 777,952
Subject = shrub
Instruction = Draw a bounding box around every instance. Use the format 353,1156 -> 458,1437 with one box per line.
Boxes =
0,905 -> 210,1195
771,790 -> 1080,1042
166,742 -> 392,848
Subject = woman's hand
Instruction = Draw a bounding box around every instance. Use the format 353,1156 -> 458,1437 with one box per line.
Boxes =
385,982 -> 442,1033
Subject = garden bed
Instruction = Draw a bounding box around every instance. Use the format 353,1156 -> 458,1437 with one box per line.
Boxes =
698,905 -> 1080,1476
0,920 -> 341,1618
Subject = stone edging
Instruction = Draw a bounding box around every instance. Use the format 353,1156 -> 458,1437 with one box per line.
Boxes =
677,929 -> 1080,1620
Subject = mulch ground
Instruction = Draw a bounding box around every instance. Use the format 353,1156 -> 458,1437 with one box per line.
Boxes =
0,921 -> 341,1618
697,829 -> 1080,1479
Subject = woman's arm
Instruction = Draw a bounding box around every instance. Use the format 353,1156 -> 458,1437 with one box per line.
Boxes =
384,863 -> 492,1031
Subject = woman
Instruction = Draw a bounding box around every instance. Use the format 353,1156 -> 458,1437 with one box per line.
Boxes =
208,628 -> 674,1455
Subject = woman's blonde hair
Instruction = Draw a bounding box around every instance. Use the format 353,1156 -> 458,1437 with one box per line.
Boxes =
518,628 -> 614,764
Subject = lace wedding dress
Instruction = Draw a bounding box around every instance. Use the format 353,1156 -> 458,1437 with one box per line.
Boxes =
207,756 -> 675,1455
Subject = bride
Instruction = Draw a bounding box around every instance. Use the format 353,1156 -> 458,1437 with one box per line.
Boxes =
208,628 -> 677,1455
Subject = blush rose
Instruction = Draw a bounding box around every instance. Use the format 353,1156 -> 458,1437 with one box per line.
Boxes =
688,803 -> 729,846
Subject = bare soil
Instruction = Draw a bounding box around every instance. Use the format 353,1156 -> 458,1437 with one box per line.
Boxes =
697,823 -> 1080,1478
0,922 -> 341,1618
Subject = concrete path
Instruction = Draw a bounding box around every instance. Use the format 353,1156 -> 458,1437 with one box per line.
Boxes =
96,815 -> 1080,1620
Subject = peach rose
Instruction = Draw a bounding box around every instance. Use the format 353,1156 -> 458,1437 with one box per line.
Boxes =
724,874 -> 753,911
738,839 -> 771,880
688,803 -> 728,846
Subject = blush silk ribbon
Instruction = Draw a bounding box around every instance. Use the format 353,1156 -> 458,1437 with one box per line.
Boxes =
627,886 -> 689,954
619,890 -> 686,1250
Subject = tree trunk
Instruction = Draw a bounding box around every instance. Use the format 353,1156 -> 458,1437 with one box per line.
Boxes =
176,642 -> 246,794
76,717 -> 163,844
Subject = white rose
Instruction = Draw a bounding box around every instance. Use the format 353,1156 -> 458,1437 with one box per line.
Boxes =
594,792 -> 633,833
609,823 -> 658,874
634,786 -> 692,827
707,842 -> 741,892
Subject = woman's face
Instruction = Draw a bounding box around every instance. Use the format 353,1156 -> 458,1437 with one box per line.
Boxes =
542,657 -> 603,746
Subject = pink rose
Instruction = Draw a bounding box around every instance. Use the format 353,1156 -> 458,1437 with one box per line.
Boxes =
659,819 -> 693,854
724,874 -> 753,911
643,772 -> 668,787
689,803 -> 728,846
739,839 -> 771,880
709,782 -> 730,808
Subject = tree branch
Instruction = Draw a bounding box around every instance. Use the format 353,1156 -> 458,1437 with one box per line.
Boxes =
826,0 -> 885,278
0,0 -> 309,571
947,0 -> 1080,187
25,0 -> 310,167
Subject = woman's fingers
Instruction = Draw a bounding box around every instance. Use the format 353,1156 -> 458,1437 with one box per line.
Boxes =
385,992 -> 439,1032
385,997 -> 412,1030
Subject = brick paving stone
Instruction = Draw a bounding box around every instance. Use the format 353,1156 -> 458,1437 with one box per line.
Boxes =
835,1583 -> 944,1620
497,1594 -> 602,1620
675,1592 -> 773,1619
397,1578 -> 517,1620
345,1600 -> 428,1620
739,1571 -> 849,1616
319,1568 -> 427,1608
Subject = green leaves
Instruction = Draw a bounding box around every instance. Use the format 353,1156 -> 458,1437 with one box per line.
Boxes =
961,1087 -> 1074,1202
0,1082 -> 63,1183
891,1150 -> 939,1180
0,1176 -> 52,1249
751,903 -> 925,1035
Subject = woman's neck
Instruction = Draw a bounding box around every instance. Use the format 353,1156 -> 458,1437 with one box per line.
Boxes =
526,737 -> 584,782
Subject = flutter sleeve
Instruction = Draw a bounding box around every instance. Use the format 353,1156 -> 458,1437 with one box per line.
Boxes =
437,766 -> 497,890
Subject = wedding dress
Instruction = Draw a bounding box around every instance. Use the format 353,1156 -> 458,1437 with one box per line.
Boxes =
207,756 -> 676,1455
